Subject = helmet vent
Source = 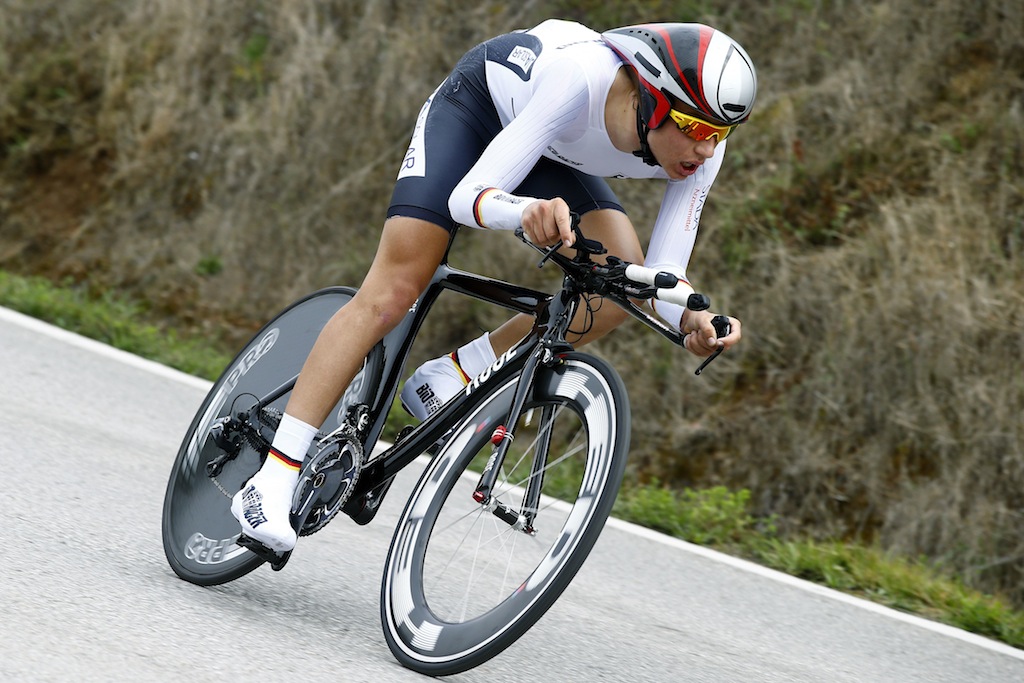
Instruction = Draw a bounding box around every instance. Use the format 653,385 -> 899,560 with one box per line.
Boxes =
634,52 -> 662,78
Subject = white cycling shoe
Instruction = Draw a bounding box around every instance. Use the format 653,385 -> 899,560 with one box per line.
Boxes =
400,351 -> 472,421
231,474 -> 298,553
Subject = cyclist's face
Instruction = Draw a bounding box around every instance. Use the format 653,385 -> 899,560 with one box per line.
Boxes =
647,121 -> 720,180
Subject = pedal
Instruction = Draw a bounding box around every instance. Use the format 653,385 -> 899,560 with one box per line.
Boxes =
394,424 -> 415,445
236,534 -> 292,572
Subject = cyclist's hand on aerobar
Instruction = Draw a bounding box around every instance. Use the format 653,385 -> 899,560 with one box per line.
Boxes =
522,198 -> 575,248
681,308 -> 741,357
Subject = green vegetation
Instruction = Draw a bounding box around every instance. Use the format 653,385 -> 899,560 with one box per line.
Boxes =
614,481 -> 1024,647
616,483 -> 768,547
615,481 -> 1024,647
2,0 -> 1023,650
757,540 -> 1024,647
3,266 -> 1023,647
0,271 -> 231,380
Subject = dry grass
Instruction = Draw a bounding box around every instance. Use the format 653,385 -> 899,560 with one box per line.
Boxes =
3,0 -> 1024,604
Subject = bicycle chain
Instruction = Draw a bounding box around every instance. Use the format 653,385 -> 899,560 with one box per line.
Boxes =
210,475 -> 234,500
205,404 -> 363,538
208,407 -> 330,501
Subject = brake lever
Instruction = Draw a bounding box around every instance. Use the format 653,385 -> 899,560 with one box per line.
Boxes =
537,243 -> 561,268
694,315 -> 732,375
531,213 -> 607,269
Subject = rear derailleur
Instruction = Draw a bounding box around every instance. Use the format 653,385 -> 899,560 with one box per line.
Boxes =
206,403 -> 369,571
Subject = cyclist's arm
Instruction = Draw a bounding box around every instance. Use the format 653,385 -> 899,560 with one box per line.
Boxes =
643,144 -> 727,332
447,60 -> 590,237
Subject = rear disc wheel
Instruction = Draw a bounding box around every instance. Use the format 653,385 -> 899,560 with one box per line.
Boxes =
161,287 -> 381,585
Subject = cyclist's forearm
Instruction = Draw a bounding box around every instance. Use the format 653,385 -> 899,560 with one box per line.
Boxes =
640,263 -> 691,331
449,181 -> 540,230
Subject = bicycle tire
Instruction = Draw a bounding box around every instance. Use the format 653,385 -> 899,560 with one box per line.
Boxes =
380,352 -> 630,675
161,287 -> 383,586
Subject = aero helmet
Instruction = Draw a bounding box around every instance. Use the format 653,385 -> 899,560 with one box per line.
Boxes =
602,23 -> 757,130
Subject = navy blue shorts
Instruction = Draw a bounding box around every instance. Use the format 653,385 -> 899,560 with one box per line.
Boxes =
387,36 -> 624,233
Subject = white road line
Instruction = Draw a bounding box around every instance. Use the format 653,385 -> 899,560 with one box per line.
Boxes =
4,305 -> 1022,662
604,516 -> 1024,661
1,306 -> 213,392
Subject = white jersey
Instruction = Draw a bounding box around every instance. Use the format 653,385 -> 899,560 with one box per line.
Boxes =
446,19 -> 727,330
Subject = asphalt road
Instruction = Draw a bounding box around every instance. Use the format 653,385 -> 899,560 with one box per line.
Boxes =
2,306 -> 1023,682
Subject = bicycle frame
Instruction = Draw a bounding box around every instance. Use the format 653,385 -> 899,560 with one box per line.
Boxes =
160,207 -> 733,677
243,225 -> 695,517
353,262 -> 561,504
244,228 -> 579,508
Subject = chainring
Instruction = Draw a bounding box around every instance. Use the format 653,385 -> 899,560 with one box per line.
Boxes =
291,429 -> 363,537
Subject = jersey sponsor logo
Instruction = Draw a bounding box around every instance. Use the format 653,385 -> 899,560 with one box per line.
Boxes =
507,45 -> 538,72
546,145 -> 583,167
555,39 -> 603,50
492,192 -> 526,205
684,184 -> 711,231
488,33 -> 543,81
397,85 -> 440,180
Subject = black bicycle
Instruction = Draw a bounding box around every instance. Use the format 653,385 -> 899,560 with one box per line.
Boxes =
161,220 -> 729,676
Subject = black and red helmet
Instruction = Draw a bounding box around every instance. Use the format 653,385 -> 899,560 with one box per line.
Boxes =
602,23 -> 757,129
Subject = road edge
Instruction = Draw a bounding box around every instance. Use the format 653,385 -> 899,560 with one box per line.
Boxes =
4,304 -> 1021,663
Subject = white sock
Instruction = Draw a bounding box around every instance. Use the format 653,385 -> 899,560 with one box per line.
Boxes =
257,413 -> 319,487
455,332 -> 498,379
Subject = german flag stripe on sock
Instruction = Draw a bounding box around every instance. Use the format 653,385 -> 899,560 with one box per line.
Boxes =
448,351 -> 472,385
268,446 -> 303,471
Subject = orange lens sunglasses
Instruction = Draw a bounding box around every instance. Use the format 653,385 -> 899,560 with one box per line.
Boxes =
667,108 -> 736,142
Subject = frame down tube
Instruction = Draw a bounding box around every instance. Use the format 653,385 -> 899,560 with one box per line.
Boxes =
346,261 -> 553,502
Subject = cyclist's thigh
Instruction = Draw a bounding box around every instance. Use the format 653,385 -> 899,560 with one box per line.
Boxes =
577,208 -> 644,265
357,217 -> 452,313
388,43 -> 499,232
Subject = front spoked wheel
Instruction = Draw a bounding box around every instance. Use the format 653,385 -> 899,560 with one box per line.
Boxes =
381,353 -> 630,675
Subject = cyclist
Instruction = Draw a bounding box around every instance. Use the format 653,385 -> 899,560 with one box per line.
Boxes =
231,19 -> 757,552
